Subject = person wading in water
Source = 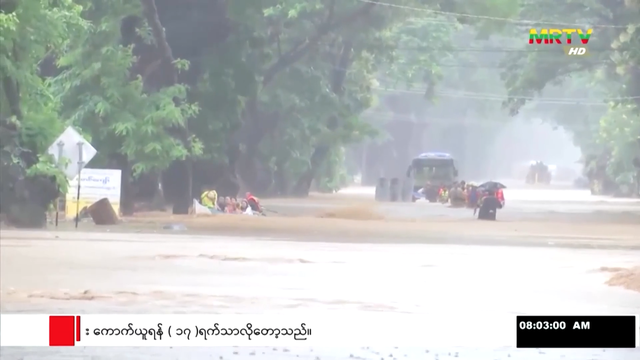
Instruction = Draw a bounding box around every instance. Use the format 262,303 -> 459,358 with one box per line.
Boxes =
200,188 -> 219,212
474,189 -> 502,220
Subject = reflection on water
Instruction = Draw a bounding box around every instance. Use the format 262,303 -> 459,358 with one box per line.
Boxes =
1,232 -> 639,359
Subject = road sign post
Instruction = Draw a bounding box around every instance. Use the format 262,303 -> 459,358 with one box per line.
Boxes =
74,142 -> 85,229
47,126 -> 97,227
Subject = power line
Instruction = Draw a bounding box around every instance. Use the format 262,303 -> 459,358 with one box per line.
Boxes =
374,84 -> 636,101
183,36 -> 630,102
361,111 -> 607,127
363,113 -> 514,126
378,87 -> 636,104
373,87 -> 640,104
327,58 -> 612,75
379,60 -> 611,70
347,72 -> 634,102
434,61 -> 609,69
316,68 -> 638,103
361,0 -> 636,28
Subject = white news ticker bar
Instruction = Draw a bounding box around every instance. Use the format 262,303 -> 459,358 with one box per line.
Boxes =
1,313 -> 517,347
1,314 -> 637,347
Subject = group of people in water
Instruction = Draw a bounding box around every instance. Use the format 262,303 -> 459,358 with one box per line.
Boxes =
199,189 -> 264,215
435,180 -> 505,220
199,181 -> 504,220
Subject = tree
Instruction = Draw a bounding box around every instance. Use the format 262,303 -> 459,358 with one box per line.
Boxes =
0,0 -> 89,225
17,0 -> 639,226
3,0 -> 474,221
499,0 -> 640,193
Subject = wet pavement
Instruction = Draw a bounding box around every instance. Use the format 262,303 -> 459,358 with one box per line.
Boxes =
1,230 -> 639,359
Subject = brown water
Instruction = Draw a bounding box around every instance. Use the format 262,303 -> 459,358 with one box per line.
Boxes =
275,186 -> 640,224
1,230 -> 639,359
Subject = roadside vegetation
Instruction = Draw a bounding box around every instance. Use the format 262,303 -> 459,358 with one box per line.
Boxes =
1,0 -> 638,226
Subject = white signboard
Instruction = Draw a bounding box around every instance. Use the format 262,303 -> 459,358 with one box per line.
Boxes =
47,126 -> 97,179
66,168 -> 122,216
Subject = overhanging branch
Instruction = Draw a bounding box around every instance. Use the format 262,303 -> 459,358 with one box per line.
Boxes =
262,2 -> 376,87
140,0 -> 177,85
140,0 -> 190,146
2,41 -> 22,120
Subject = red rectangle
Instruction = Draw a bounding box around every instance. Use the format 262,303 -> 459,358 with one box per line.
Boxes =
76,316 -> 81,342
49,316 -> 75,346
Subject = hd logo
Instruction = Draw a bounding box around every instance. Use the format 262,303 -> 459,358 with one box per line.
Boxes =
563,46 -> 589,56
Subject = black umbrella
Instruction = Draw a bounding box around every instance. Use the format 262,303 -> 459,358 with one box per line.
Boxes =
478,181 -> 507,190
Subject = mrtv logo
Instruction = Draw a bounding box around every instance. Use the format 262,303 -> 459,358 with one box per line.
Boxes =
529,28 -> 592,56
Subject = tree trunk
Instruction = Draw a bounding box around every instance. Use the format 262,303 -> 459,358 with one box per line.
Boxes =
173,157 -> 193,214
273,161 -> 290,196
230,99 -> 280,193
291,144 -> 333,197
2,76 -> 22,120
140,0 -> 192,214
291,38 -> 357,197
113,154 -> 135,216
215,164 -> 240,198
0,42 -> 57,228
2,40 -> 22,119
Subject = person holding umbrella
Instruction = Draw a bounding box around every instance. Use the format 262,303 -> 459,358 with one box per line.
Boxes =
474,188 -> 503,220
478,181 -> 506,207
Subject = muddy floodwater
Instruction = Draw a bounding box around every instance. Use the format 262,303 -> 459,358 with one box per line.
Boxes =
1,228 -> 639,359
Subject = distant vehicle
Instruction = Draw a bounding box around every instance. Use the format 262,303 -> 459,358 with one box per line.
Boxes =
408,152 -> 458,202
526,161 -> 552,184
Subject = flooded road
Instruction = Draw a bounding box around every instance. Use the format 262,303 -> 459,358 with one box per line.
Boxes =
1,230 -> 639,359
268,185 -> 640,224
338,183 -> 640,207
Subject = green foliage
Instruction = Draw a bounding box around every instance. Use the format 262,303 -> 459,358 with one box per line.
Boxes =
315,146 -> 350,192
0,0 -> 86,134
5,0 -> 637,199
498,0 -> 640,186
599,104 -> 640,181
221,0 -> 461,190
0,0 -> 88,204
25,155 -> 69,194
188,35 -> 255,162
50,0 -> 200,176
381,16 -> 458,95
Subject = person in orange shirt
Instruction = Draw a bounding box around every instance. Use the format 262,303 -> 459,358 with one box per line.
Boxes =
245,192 -> 262,213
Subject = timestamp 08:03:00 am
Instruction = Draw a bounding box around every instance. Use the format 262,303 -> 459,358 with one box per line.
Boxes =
515,315 -> 638,348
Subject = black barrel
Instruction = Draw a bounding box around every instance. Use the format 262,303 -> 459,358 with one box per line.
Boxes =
389,178 -> 400,202
375,177 -> 389,201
